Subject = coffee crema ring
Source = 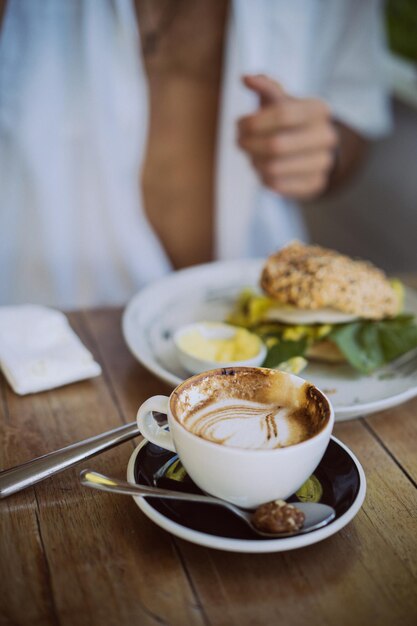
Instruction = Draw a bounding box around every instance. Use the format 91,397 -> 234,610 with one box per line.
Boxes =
170,368 -> 331,451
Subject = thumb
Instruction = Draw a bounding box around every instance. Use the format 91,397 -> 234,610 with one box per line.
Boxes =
242,74 -> 286,107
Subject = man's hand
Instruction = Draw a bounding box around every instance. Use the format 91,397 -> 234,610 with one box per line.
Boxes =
237,74 -> 339,200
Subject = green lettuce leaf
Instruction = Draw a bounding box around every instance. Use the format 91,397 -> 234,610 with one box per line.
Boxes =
263,338 -> 308,369
329,314 -> 417,374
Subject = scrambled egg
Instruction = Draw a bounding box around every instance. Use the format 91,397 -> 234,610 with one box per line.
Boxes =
274,356 -> 307,375
390,278 -> 404,312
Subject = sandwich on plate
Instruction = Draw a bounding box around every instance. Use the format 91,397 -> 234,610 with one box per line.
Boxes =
228,242 -> 417,375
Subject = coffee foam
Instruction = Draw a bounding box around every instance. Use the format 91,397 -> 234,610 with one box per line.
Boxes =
181,398 -> 311,449
170,368 -> 330,450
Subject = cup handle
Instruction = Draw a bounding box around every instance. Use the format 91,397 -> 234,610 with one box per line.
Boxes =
136,395 -> 176,453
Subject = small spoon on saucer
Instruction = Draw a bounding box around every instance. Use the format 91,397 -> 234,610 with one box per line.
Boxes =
80,470 -> 336,538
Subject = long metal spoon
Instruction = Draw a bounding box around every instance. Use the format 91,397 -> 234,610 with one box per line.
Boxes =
80,469 -> 336,538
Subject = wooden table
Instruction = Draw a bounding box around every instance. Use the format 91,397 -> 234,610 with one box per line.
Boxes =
1,307 -> 417,626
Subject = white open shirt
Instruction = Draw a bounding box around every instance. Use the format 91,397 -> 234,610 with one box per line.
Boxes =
0,0 -> 391,307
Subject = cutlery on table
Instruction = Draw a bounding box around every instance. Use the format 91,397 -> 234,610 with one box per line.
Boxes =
0,421 -> 141,499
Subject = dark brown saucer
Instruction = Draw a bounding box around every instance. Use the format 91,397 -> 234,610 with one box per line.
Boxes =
132,437 -> 361,541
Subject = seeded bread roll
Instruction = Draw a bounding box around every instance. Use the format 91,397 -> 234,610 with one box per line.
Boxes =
261,242 -> 399,320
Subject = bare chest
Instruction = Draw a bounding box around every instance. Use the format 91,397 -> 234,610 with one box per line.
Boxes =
135,0 -> 229,268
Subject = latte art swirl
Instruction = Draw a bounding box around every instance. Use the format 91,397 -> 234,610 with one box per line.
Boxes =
181,399 -> 311,449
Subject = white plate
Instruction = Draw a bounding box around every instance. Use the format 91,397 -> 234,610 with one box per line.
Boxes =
122,259 -> 417,421
126,436 -> 366,553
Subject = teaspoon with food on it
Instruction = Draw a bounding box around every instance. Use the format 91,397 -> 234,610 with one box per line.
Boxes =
80,470 -> 335,538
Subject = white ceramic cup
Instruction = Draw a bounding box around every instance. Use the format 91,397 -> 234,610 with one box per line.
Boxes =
137,367 -> 334,508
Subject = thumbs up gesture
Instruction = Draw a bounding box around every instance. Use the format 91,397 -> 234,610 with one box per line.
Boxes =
237,75 -> 339,200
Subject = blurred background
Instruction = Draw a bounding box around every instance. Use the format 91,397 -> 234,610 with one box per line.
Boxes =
304,0 -> 417,273
0,0 -> 416,308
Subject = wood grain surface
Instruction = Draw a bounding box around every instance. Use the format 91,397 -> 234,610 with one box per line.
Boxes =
1,307 -> 416,626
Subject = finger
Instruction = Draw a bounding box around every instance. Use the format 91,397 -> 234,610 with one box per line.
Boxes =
242,74 -> 285,106
238,122 -> 338,158
262,172 -> 328,200
238,98 -> 331,136
252,150 -> 334,179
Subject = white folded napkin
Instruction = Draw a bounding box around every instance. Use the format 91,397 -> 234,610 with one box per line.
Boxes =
0,305 -> 102,395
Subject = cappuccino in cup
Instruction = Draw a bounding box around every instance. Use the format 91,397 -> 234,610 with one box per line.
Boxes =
137,367 -> 333,508
171,368 -> 329,450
